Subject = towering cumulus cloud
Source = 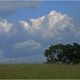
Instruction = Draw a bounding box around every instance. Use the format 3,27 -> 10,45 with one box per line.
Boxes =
20,10 -> 75,43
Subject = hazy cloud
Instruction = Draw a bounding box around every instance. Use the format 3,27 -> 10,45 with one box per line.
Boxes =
14,39 -> 42,50
0,1 -> 42,13
0,49 -> 4,58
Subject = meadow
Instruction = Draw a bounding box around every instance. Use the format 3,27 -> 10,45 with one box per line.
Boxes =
0,64 -> 80,79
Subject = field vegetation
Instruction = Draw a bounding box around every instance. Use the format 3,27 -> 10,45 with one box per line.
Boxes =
0,64 -> 80,79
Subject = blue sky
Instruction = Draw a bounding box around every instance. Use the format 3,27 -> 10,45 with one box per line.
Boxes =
0,1 -> 80,63
3,1 -> 80,21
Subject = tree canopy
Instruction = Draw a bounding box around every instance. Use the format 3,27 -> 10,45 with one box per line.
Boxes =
44,43 -> 80,64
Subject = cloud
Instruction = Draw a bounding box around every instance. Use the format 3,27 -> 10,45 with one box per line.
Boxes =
0,19 -> 16,37
0,54 -> 45,64
14,40 -> 42,50
0,10 -> 79,63
0,1 -> 42,13
0,49 -> 30,63
20,10 -> 75,43
0,49 -> 4,58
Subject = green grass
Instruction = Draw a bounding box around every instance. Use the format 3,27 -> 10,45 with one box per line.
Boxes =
0,64 -> 80,79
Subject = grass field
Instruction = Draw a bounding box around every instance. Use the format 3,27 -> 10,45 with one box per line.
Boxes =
0,64 -> 80,79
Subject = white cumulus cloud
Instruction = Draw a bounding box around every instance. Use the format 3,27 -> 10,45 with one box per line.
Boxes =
0,19 -> 16,37
20,10 -> 75,42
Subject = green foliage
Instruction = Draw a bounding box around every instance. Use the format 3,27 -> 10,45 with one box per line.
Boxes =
44,43 -> 80,64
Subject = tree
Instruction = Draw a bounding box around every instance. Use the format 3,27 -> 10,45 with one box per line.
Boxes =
44,43 -> 80,64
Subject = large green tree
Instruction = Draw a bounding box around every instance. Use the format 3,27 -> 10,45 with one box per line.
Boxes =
44,43 -> 80,64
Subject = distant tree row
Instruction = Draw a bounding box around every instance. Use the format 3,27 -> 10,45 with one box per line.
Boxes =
44,43 -> 80,64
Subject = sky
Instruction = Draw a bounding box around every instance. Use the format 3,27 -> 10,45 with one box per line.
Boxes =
0,0 -> 80,63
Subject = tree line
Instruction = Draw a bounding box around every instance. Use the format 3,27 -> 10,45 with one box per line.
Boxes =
44,43 -> 80,64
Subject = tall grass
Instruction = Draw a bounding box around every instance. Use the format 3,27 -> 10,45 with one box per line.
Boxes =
0,64 -> 80,79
